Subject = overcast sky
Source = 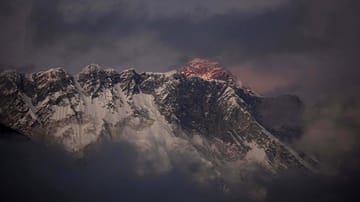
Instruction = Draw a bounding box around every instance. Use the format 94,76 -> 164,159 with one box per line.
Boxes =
1,1 -> 360,201
0,0 -> 359,99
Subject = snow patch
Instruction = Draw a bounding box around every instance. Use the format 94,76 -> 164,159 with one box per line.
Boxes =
19,93 -> 42,125
191,134 -> 205,146
245,142 -> 268,163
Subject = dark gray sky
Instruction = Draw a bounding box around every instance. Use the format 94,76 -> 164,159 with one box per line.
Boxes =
1,0 -> 359,97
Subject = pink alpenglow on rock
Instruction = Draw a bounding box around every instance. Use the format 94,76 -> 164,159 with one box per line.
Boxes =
179,58 -> 243,87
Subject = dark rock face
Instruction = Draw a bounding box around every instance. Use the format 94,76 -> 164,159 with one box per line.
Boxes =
179,59 -> 304,143
137,71 -> 315,171
78,65 -> 122,97
0,123 -> 29,141
252,95 -> 304,142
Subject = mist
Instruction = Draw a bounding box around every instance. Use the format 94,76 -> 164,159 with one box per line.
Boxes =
1,125 -> 359,202
0,124 -> 261,202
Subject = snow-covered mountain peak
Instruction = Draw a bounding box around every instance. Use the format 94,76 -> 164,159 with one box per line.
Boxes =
0,69 -> 18,77
180,58 -> 242,87
119,68 -> 138,77
185,58 -> 222,71
38,67 -> 66,74
80,64 -> 102,74
35,67 -> 70,81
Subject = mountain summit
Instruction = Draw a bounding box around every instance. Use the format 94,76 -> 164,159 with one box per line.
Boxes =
180,58 -> 241,87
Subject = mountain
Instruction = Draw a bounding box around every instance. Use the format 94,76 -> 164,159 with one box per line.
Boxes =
180,58 -> 241,87
0,59 -> 316,184
181,58 -> 304,142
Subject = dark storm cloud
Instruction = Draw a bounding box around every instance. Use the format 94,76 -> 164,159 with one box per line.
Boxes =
2,126 -> 359,202
1,0 -> 359,74
229,0 -> 360,97
0,0 -> 299,72
265,165 -> 360,202
298,0 -> 360,52
0,126 -> 254,202
230,0 -> 360,178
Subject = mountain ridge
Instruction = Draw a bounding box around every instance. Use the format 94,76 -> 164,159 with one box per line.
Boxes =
0,59 -> 317,184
